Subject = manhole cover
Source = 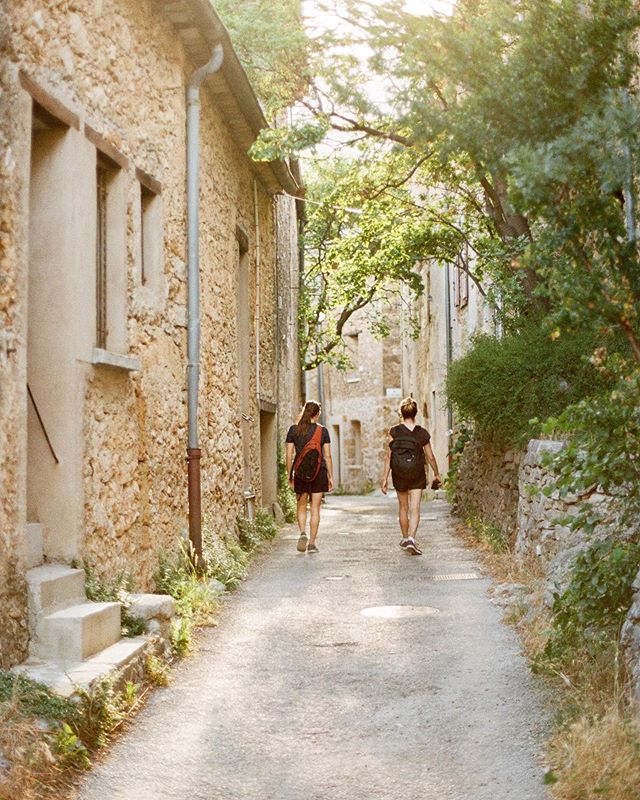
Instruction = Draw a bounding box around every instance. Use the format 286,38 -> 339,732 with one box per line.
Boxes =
360,605 -> 440,619
325,576 -> 345,581
431,573 -> 480,581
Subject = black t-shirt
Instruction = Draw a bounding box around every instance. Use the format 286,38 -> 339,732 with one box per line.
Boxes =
286,423 -> 331,468
389,423 -> 430,449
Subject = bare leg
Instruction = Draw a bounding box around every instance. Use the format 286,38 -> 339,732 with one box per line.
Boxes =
396,490 -> 409,538
408,489 -> 422,539
296,492 -> 309,534
309,492 -> 323,544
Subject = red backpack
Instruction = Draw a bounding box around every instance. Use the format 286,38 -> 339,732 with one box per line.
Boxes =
292,425 -> 324,482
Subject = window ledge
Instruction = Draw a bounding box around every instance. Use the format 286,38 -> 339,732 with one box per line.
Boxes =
91,348 -> 140,372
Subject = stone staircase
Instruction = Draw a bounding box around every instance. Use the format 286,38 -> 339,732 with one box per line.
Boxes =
13,523 -> 148,697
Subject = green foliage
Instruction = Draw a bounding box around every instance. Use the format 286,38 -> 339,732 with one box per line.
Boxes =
465,514 -> 510,553
446,322 -> 610,446
444,422 -> 473,502
541,368 -> 640,531
213,0 -> 311,121
0,672 -> 77,722
541,537 -> 640,664
169,616 -> 193,658
300,152 -> 436,369
145,654 -> 170,687
71,677 -> 126,749
201,528 -> 248,590
54,721 -> 90,769
153,544 -> 218,626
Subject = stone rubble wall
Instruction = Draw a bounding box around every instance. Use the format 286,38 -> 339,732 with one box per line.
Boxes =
453,435 -> 522,539
457,435 -> 640,703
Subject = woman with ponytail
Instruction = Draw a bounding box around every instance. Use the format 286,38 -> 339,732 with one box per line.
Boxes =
285,401 -> 334,553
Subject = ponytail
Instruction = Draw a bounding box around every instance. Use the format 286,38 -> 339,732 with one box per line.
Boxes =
296,401 -> 320,436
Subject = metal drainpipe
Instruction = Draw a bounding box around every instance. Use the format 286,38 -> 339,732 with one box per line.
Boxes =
186,44 -> 223,563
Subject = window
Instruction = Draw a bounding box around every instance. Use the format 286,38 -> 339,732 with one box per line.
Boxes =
136,167 -> 163,296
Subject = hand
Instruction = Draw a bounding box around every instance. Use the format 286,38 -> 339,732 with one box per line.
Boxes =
288,478 -> 295,490
381,478 -> 388,495
431,476 -> 442,490
328,477 -> 334,492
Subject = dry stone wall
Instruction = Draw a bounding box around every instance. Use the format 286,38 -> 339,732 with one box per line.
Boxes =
453,436 -> 522,538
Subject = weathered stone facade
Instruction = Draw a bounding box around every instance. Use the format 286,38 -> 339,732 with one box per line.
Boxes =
0,0 -> 301,667
453,436 -> 522,539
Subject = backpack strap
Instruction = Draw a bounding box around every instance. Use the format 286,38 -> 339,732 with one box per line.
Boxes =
290,424 -> 323,479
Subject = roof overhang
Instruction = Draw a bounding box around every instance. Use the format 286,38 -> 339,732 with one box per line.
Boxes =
158,0 -> 303,197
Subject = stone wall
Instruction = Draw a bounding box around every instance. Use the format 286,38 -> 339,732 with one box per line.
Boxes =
453,436 -> 522,538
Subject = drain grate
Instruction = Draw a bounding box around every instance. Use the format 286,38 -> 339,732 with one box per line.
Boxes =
431,572 -> 480,581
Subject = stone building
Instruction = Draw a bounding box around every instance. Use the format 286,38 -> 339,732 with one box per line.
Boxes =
311,304 -> 405,493
0,0 -> 302,671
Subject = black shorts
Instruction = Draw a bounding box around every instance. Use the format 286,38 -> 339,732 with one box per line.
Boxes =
295,465 -> 329,495
391,469 -> 427,492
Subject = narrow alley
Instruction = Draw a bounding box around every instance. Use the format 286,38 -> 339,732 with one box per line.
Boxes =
75,495 -> 550,800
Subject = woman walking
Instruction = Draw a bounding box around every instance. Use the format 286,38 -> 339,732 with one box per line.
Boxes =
380,397 -> 441,555
286,401 -> 334,553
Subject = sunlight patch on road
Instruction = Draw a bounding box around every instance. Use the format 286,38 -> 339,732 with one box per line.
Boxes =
360,605 -> 440,619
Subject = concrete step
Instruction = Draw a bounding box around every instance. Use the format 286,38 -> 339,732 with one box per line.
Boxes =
26,563 -> 86,617
33,601 -> 121,662
13,636 -> 148,697
24,523 -> 44,568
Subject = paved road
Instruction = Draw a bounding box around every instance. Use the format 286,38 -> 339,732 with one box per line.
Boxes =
76,495 -> 550,800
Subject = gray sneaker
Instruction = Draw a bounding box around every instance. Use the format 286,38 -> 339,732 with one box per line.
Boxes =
297,533 -> 308,552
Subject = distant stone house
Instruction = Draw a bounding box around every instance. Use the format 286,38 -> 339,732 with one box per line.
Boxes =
0,0 -> 302,670
311,303 -> 405,493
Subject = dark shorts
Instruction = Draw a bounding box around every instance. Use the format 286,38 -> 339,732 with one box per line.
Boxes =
391,470 -> 427,493
295,465 -> 329,495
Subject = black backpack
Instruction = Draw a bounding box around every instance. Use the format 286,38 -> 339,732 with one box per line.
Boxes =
390,428 -> 425,480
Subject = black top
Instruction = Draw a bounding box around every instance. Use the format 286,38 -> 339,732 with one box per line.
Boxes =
389,423 -> 430,448
286,423 -> 331,468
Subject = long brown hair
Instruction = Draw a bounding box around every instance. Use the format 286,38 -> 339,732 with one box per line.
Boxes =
296,400 -> 320,436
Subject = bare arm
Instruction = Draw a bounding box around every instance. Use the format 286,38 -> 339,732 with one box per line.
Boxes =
380,435 -> 392,495
323,442 -> 334,492
424,442 -> 441,481
286,442 -> 295,489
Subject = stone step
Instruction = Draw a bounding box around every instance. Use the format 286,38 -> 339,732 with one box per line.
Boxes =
33,601 -> 121,662
24,523 -> 44,569
13,636 -> 148,697
26,563 -> 86,617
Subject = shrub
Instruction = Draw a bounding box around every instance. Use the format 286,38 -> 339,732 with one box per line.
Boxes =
153,543 -> 218,630
541,537 -> 640,664
446,322 -> 610,446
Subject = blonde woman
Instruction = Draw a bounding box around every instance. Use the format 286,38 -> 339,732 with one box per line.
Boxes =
286,401 -> 334,553
381,397 -> 441,555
